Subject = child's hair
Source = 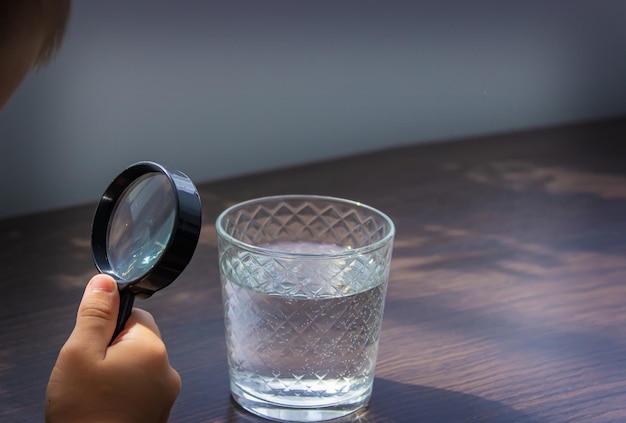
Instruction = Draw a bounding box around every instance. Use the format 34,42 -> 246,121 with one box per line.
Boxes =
0,0 -> 71,68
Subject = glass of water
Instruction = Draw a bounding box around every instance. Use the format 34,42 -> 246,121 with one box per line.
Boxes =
216,195 -> 395,422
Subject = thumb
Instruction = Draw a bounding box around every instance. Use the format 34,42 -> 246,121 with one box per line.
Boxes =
68,274 -> 120,358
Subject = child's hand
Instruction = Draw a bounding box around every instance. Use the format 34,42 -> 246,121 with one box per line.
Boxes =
45,275 -> 181,423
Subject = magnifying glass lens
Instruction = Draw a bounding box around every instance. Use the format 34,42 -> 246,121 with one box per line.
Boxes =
106,173 -> 176,281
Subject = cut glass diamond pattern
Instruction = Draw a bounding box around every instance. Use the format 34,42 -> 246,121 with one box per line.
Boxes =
218,197 -> 394,414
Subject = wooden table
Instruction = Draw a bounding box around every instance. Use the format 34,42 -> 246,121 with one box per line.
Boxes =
2,118 -> 626,422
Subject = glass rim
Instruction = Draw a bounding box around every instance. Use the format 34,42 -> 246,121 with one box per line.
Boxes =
215,194 -> 395,259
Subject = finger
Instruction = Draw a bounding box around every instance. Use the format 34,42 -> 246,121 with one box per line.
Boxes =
118,310 -> 181,393
67,274 -> 119,358
120,308 -> 162,340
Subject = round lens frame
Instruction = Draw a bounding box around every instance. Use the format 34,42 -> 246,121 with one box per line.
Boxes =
92,162 -> 202,298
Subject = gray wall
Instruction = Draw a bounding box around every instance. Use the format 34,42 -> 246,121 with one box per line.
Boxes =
1,1 -> 626,219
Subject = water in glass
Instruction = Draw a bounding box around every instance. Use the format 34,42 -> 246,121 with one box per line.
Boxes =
222,240 -> 388,421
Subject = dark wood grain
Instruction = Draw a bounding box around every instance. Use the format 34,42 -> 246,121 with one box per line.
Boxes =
2,117 -> 626,422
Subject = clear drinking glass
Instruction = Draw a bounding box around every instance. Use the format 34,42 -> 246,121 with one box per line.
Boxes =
216,195 -> 395,422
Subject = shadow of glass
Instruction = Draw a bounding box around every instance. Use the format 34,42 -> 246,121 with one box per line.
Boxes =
364,378 -> 539,422
223,377 -> 539,423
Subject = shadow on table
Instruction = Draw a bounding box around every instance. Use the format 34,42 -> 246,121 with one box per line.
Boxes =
225,378 -> 539,423
363,378 -> 538,422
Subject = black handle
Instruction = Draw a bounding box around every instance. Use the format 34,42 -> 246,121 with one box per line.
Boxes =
110,289 -> 135,345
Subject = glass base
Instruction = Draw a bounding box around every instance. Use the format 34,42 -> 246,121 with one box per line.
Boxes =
231,383 -> 371,422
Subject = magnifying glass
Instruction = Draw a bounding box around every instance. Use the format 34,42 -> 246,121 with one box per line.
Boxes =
91,161 -> 202,344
